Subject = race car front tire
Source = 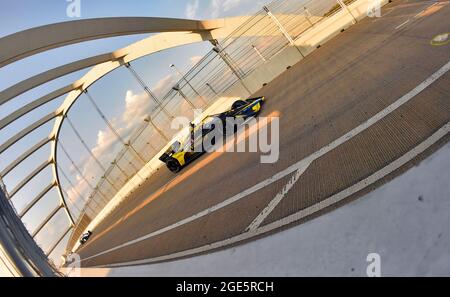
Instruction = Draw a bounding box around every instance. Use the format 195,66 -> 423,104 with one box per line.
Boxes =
166,158 -> 181,173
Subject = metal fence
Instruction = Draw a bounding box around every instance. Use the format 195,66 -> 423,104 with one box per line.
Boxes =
65,0 -> 353,251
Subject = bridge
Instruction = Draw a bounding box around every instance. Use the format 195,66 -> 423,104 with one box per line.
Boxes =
0,0 -> 449,276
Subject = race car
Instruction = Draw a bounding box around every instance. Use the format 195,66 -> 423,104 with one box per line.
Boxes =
79,231 -> 92,245
159,96 -> 265,173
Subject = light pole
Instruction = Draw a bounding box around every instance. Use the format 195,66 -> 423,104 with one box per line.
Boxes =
170,63 -> 208,107
252,44 -> 266,62
211,40 -> 252,95
172,84 -> 196,109
125,62 -> 174,120
206,82 -> 219,97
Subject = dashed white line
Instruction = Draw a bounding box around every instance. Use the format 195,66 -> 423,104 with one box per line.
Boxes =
414,1 -> 439,18
395,1 -> 440,30
395,19 -> 410,29
80,60 -> 450,264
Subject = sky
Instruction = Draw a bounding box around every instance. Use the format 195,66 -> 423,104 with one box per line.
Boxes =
0,0 -> 268,270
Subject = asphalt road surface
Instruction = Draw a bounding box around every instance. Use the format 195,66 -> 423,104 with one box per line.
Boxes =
77,0 -> 450,267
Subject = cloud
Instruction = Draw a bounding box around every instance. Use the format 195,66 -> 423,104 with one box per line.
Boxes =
209,0 -> 254,18
187,0 -> 257,21
189,55 -> 203,66
185,0 -> 200,19
222,0 -> 243,11
210,0 -> 222,18
152,73 -> 178,96
122,90 -> 153,125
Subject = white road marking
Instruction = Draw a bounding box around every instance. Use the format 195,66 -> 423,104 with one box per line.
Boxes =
80,60 -> 450,264
414,1 -> 439,18
95,121 -> 450,268
395,19 -> 410,29
245,162 -> 311,232
395,2 -> 440,30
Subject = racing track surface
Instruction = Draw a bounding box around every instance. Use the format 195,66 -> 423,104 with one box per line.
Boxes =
76,0 -> 450,267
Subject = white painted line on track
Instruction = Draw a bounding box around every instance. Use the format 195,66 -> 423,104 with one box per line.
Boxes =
96,121 -> 450,268
245,162 -> 311,232
395,19 -> 410,29
414,1 -> 439,18
80,60 -> 450,264
395,2 -> 440,30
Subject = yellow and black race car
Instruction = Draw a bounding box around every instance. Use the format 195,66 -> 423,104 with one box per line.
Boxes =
159,96 -> 265,173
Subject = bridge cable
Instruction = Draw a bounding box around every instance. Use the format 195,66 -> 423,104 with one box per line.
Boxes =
64,116 -> 120,192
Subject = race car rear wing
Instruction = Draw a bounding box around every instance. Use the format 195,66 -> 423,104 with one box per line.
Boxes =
159,152 -> 172,163
159,145 -> 175,162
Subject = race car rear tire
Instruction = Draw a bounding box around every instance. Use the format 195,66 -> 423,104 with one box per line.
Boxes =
166,158 -> 181,173
232,100 -> 247,110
